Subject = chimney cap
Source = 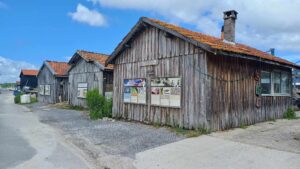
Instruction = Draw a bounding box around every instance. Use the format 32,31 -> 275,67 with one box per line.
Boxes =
224,10 -> 238,19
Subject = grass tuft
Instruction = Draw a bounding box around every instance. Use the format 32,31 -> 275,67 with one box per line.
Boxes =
283,107 -> 298,120
170,125 -> 210,138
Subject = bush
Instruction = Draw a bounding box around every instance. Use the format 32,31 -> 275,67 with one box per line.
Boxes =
30,97 -> 38,103
86,89 -> 105,120
86,89 -> 113,120
283,107 -> 297,120
103,98 -> 113,118
14,94 -> 22,104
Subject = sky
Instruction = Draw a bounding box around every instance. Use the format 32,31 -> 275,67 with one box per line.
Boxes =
0,0 -> 300,83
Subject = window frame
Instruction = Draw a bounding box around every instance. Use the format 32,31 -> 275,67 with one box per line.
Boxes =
261,70 -> 291,97
260,71 -> 272,95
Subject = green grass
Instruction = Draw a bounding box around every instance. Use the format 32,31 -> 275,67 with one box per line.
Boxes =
240,124 -> 248,129
283,108 -> 299,120
30,97 -> 38,103
170,126 -> 210,138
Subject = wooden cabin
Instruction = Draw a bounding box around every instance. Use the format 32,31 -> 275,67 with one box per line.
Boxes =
19,69 -> 38,90
68,50 -> 113,107
37,61 -> 70,104
107,11 -> 300,131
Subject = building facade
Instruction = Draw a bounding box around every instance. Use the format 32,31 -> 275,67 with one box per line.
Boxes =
19,69 -> 38,90
37,61 -> 69,104
68,50 -> 113,107
107,11 -> 299,130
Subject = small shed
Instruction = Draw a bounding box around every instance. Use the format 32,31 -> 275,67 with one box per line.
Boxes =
68,50 -> 113,107
107,11 -> 300,131
19,69 -> 38,90
37,61 -> 70,104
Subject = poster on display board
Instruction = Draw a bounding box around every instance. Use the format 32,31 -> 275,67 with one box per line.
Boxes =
39,85 -> 45,95
44,85 -> 51,96
151,77 -> 181,107
123,79 -> 146,104
77,83 -> 88,98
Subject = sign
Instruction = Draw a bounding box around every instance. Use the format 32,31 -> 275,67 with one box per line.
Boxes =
44,85 -> 51,96
123,79 -> 146,104
78,83 -> 88,98
39,85 -> 45,95
151,77 -> 181,107
140,60 -> 158,67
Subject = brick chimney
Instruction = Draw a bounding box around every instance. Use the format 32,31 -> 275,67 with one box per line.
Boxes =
223,10 -> 238,43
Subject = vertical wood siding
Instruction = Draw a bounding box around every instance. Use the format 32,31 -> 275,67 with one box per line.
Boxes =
37,66 -> 68,104
68,59 -> 104,107
113,25 -> 292,130
206,53 -> 292,130
113,26 -> 207,129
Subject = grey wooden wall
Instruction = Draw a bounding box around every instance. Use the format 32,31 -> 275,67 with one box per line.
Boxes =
113,26 -> 208,129
68,59 -> 103,107
206,53 -> 292,130
37,65 -> 68,104
112,25 -> 292,130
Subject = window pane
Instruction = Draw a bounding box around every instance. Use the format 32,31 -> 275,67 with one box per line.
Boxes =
281,72 -> 290,94
261,71 -> 271,94
273,72 -> 281,94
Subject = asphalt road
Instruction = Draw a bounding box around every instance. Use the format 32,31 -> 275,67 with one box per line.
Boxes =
0,92 -> 92,169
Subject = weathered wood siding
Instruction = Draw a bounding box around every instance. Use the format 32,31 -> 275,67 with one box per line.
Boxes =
38,66 -> 68,104
113,26 -> 208,129
206,53 -> 292,130
112,25 -> 292,130
68,59 -> 104,107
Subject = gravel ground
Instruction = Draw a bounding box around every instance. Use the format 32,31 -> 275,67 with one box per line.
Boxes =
26,103 -> 183,168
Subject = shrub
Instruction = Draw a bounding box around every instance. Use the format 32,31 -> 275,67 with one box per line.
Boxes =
14,94 -> 22,104
30,97 -> 38,103
283,107 -> 297,120
86,89 -> 105,120
103,98 -> 113,118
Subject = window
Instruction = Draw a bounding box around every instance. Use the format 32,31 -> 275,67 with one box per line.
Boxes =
261,71 -> 271,94
261,70 -> 291,96
281,72 -> 291,94
272,72 -> 281,94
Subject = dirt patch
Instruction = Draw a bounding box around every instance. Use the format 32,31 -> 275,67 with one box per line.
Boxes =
210,116 -> 300,154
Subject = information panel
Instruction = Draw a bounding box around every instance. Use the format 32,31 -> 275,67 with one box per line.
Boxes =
39,85 -> 45,95
77,83 -> 88,98
123,79 -> 146,104
44,85 -> 51,96
151,77 -> 181,107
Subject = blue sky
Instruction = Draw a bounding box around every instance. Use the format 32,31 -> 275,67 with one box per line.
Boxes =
0,0 -> 300,82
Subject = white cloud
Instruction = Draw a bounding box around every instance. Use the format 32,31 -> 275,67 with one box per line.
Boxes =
93,0 -> 300,55
0,56 -> 38,83
69,3 -> 106,27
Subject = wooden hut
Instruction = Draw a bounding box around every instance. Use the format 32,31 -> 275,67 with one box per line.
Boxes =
19,69 -> 38,90
68,50 -> 113,107
37,61 -> 70,104
107,11 -> 300,131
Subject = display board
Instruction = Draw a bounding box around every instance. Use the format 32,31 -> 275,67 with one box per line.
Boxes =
123,79 -> 146,104
151,77 -> 181,107
77,83 -> 88,98
39,85 -> 45,95
44,85 -> 51,96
